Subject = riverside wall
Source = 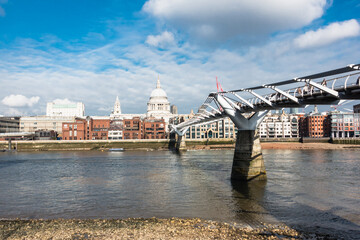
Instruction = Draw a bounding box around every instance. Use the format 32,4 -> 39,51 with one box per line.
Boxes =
0,139 -> 236,152
331,138 -> 360,144
1,138 -> 360,152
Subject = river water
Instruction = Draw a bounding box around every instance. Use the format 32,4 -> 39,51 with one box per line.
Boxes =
0,149 -> 359,238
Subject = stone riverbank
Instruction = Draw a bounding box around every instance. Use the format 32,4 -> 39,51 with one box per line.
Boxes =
0,218 -> 326,240
1,139 -> 359,152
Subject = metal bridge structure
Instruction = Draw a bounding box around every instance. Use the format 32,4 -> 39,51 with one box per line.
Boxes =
0,132 -> 35,151
170,63 -> 360,181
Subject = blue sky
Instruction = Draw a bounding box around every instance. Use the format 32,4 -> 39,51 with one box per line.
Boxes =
0,0 -> 359,116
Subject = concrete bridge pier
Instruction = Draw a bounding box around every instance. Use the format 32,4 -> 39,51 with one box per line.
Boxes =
168,132 -> 177,150
215,94 -> 268,181
175,135 -> 187,152
231,130 -> 266,181
171,126 -> 189,153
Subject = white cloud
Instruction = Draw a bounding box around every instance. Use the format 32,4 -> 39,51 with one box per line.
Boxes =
52,98 -> 76,104
294,19 -> 360,48
1,29 -> 359,116
146,31 -> 176,48
143,0 -> 327,42
1,95 -> 40,107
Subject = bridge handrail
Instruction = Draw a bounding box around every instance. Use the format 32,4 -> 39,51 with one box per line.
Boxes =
172,64 -> 360,132
238,72 -> 360,106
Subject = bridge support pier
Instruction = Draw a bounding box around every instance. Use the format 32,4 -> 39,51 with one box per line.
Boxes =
170,126 -> 188,153
176,135 -> 187,152
168,132 -> 177,150
215,94 -> 269,181
232,130 -> 266,181
8,138 -> 12,151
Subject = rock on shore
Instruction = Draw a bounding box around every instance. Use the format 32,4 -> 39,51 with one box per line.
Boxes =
0,218 -> 305,240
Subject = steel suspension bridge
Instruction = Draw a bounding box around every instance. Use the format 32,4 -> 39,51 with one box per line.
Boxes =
171,63 -> 360,181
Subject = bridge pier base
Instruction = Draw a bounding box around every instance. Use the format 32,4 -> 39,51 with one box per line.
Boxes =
8,138 -> 12,151
231,130 -> 266,181
176,135 -> 187,152
168,132 -> 177,150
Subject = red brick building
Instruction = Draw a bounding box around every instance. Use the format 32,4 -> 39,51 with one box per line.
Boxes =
62,117 -> 110,140
91,118 -> 110,140
62,116 -> 167,140
123,117 -> 143,139
143,118 -> 166,139
299,114 -> 331,138
62,118 -> 87,140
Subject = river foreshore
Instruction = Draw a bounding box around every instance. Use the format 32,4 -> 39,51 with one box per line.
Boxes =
0,218 -> 319,240
1,139 -> 360,152
190,142 -> 360,150
261,142 -> 360,150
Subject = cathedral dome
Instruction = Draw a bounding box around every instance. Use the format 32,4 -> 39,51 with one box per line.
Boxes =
148,78 -> 169,103
147,78 -> 171,117
150,88 -> 167,99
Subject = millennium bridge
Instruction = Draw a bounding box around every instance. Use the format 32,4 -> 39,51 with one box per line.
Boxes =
170,63 -> 360,181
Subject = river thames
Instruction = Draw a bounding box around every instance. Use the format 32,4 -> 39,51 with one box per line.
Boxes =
0,149 -> 359,239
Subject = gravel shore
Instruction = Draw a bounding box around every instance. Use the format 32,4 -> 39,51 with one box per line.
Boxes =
0,218 -> 309,240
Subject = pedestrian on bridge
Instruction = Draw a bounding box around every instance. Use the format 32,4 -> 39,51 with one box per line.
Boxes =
321,78 -> 327,86
303,84 -> 309,94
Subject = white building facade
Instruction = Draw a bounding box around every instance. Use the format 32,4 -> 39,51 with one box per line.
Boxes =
46,101 -> 85,117
170,112 -> 237,139
259,113 -> 299,138
330,111 -> 360,138
20,116 -> 76,134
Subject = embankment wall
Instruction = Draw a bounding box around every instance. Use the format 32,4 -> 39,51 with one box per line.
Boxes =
0,139 -> 236,152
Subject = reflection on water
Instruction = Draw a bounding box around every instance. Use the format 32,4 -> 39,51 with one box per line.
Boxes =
0,149 -> 359,238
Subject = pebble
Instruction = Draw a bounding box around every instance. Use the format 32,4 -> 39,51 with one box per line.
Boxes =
0,218 -> 322,239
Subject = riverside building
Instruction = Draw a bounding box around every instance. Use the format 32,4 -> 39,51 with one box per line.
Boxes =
123,117 -> 143,139
46,101 -> 85,117
330,111 -> 360,138
170,111 -> 237,139
298,113 -> 331,138
0,117 -> 20,133
20,116 -> 76,135
18,100 -> 85,136
258,112 -> 299,139
143,118 -> 166,139
62,117 -> 110,140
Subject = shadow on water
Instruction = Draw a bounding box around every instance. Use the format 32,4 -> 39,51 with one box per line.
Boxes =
0,153 -> 26,169
262,191 -> 360,239
0,160 -> 26,169
230,179 -> 271,228
168,132 -> 176,150
230,179 -> 360,239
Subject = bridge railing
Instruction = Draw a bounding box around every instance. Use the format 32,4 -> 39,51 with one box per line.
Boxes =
229,71 -> 360,108
172,64 -> 360,132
